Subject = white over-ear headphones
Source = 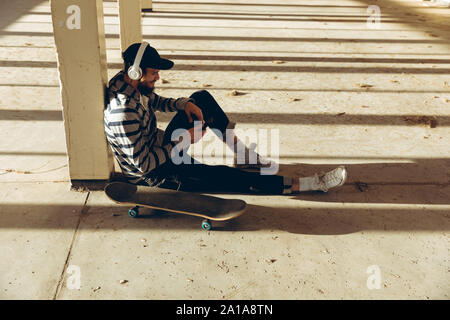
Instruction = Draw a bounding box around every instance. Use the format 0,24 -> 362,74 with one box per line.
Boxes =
127,42 -> 149,80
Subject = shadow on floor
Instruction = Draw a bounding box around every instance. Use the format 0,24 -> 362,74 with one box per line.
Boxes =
354,0 -> 450,41
0,199 -> 448,235
2,159 -> 448,234
130,160 -> 450,205
0,0 -> 46,33
1,109 -> 448,126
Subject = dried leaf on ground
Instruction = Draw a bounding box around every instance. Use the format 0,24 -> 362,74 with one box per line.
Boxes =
229,90 -> 246,96
355,181 -> 369,192
403,116 -> 437,128
356,83 -> 374,89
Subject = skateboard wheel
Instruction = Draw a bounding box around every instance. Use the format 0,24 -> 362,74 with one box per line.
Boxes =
128,206 -> 139,218
201,219 -> 212,231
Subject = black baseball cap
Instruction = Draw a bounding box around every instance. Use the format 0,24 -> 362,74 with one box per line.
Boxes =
122,42 -> 174,70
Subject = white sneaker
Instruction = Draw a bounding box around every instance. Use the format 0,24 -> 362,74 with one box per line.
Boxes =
313,166 -> 347,192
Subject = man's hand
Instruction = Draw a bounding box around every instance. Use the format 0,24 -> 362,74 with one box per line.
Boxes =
184,102 -> 206,143
187,125 -> 206,143
185,102 -> 204,124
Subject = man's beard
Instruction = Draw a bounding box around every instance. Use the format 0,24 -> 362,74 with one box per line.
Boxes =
137,83 -> 155,96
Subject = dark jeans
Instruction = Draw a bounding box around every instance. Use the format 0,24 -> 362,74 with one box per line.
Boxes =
144,90 -> 284,194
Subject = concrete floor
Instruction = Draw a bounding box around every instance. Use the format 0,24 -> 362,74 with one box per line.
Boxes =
0,0 -> 449,299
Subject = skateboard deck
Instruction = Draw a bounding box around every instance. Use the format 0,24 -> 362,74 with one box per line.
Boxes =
104,182 -> 247,230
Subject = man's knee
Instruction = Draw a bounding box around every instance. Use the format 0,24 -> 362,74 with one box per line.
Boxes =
190,90 -> 217,114
190,89 -> 211,99
189,89 -> 230,130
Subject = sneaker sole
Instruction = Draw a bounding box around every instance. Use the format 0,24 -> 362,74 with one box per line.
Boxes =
335,166 -> 347,188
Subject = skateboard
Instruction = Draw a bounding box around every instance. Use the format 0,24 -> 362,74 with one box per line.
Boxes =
104,182 -> 247,230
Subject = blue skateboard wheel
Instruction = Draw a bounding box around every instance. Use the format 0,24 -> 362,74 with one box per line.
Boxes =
128,206 -> 139,218
201,219 -> 212,231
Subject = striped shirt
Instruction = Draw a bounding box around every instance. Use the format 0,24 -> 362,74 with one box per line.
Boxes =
104,71 -> 193,184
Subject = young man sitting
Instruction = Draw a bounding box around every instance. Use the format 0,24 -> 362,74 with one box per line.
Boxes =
104,42 -> 347,194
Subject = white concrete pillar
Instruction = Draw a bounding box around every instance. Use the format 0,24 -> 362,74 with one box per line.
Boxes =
50,0 -> 114,182
141,0 -> 153,11
118,0 -> 142,53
